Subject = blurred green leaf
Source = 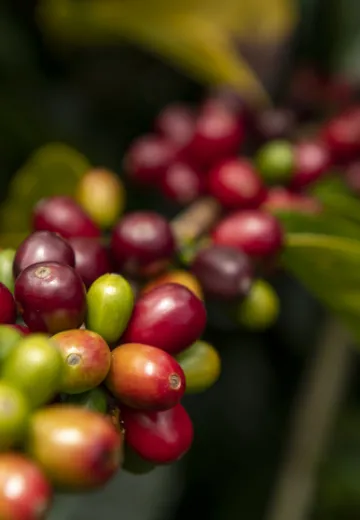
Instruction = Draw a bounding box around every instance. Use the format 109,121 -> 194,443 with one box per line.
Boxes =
38,0 -> 297,102
282,233 -> 360,345
277,210 -> 360,240
315,191 -> 360,226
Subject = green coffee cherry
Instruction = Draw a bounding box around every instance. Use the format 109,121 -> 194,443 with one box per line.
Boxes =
2,334 -> 63,408
237,279 -> 280,330
86,273 -> 134,344
0,382 -> 30,450
176,340 -> 221,394
256,140 -> 294,185
0,326 -> 23,365
0,249 -> 16,293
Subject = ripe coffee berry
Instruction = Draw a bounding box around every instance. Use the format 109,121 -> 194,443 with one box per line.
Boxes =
0,283 -> 16,325
27,405 -> 122,490
33,196 -> 100,239
69,237 -> 111,288
13,231 -> 75,279
155,103 -> 196,148
208,158 -> 266,210
121,403 -> 194,464
111,211 -> 175,277
160,162 -> 206,206
124,134 -> 176,186
122,283 -> 206,355
187,100 -> 244,167
321,107 -> 360,164
106,343 -> 186,410
212,210 -> 284,259
15,262 -> 86,334
53,329 -> 112,395
290,140 -> 331,190
191,244 -> 253,301
0,454 -> 52,520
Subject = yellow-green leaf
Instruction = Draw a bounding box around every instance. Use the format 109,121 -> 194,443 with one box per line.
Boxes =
38,0 -> 297,102
277,210 -> 360,240
282,233 -> 360,345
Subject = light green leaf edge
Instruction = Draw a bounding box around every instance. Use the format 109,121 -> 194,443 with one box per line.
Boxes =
282,233 -> 360,345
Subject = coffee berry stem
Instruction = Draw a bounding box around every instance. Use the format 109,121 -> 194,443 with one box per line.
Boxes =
265,319 -> 353,520
170,196 -> 222,248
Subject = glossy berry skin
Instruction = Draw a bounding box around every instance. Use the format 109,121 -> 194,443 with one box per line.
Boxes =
13,231 -> 75,279
262,187 -> 322,215
212,210 -> 284,259
2,334 -> 63,409
187,100 -> 244,168
160,162 -> 206,206
321,108 -> 360,164
237,279 -> 279,330
122,283 -> 206,355
121,403 -> 193,464
76,168 -> 125,229
86,273 -> 134,345
191,245 -> 253,301
106,343 -> 186,411
27,405 -> 122,490
290,141 -> 331,190
52,330 -> 111,394
176,340 -> 221,394
155,103 -> 196,148
14,262 -> 86,334
111,212 -> 175,277
208,158 -> 266,210
0,283 -> 16,325
0,454 -> 52,520
124,134 -> 176,186
33,196 -> 100,239
68,237 -> 111,288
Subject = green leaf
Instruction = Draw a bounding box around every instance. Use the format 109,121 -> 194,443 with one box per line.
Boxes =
38,0 -> 297,102
309,175 -> 360,226
277,210 -> 360,240
282,233 -> 360,344
315,191 -> 360,226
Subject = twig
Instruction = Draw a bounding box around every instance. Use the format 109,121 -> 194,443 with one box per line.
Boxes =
265,319 -> 354,520
170,196 -> 222,246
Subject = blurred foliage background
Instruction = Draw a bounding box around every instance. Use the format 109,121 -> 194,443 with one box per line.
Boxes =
4,1 -> 360,519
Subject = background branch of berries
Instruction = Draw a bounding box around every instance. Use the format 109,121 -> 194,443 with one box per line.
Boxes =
4,1 -> 360,519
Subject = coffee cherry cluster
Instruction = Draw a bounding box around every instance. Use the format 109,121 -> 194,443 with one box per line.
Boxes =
1,71 -> 360,517
123,92 -> 360,333
0,191 -> 219,519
